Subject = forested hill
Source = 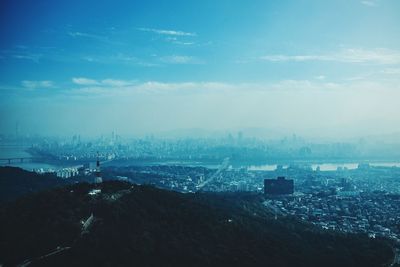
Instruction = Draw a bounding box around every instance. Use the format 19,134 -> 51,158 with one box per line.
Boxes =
0,167 -> 70,202
0,181 -> 393,267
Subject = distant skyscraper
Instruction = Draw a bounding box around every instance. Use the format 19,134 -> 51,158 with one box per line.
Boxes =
95,152 -> 102,184
264,177 -> 294,195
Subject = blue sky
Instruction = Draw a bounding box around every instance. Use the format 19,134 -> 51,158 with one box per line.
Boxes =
1,0 -> 400,138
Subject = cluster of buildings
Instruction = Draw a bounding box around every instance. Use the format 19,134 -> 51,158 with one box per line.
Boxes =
20,132 -> 400,166
35,166 -> 81,178
264,191 -> 400,242
261,167 -> 400,243
103,165 -> 212,193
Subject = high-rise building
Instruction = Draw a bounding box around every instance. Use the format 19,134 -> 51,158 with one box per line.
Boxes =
264,176 -> 294,195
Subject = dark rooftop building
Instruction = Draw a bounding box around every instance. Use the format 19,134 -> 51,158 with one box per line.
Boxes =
264,176 -> 294,195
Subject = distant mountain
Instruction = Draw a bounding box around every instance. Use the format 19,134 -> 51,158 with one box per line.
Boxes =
0,181 -> 393,267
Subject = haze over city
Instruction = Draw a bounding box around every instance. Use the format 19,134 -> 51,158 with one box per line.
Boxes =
1,0 -> 400,139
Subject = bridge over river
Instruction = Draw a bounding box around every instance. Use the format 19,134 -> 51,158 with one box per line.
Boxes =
0,157 -> 42,164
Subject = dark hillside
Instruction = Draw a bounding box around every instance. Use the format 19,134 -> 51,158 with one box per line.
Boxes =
0,181 -> 393,267
0,167 -> 70,202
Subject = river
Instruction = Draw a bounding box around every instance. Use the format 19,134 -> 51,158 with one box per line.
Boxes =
0,146 -> 62,171
1,145 -> 399,172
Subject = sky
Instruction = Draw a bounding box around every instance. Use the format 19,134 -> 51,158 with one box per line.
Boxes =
0,0 -> 400,138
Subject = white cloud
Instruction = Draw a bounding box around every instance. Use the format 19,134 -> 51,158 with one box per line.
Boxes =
174,41 -> 195,46
268,80 -> 341,91
160,55 -> 201,64
68,31 -> 101,38
81,54 -> 160,67
165,36 -> 195,45
21,80 -> 54,89
1,46 -> 42,62
64,72 -> 400,100
68,31 -> 123,45
137,27 -> 196,37
261,48 -> 400,64
134,81 -> 233,93
100,79 -> 134,87
82,56 -> 96,62
67,79 -> 378,97
72,77 -> 99,85
12,53 -> 42,63
361,0 -> 378,7
261,55 -> 325,62
72,77 -> 136,88
68,80 -> 237,97
315,75 -> 326,80
381,68 -> 400,75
